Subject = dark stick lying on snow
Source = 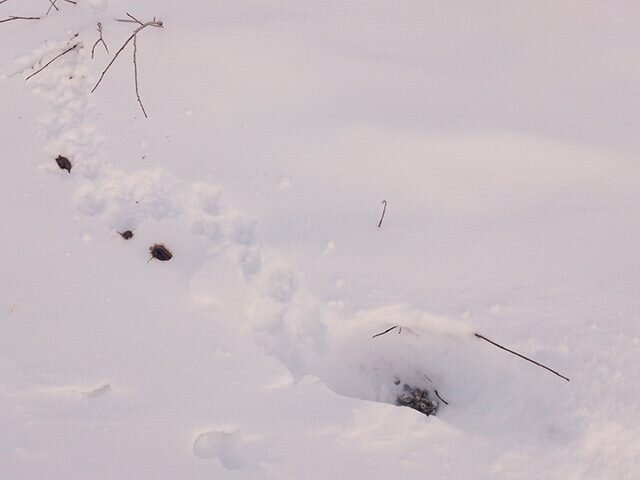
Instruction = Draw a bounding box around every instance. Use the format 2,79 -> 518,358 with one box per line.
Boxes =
0,16 -> 41,24
372,325 -> 570,382
378,200 -> 387,228
474,333 -> 570,382
372,325 -> 401,338
25,43 -> 79,81
434,390 -> 449,405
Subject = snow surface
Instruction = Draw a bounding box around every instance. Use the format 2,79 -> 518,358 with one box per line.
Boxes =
2,1 -> 640,478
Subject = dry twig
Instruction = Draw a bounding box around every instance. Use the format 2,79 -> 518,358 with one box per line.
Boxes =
1,15 -> 41,24
46,0 -> 76,13
25,42 -> 79,81
372,323 -> 570,382
91,13 -> 163,117
46,0 -> 59,15
434,390 -> 449,405
474,333 -> 570,382
91,22 -> 108,59
372,325 -> 401,338
378,200 -> 387,228
132,34 -> 148,117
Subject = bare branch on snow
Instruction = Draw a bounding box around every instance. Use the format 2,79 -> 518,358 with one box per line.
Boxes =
91,13 -> 163,118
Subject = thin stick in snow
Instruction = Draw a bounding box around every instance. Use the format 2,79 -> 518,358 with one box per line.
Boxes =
0,16 -> 41,24
132,34 -> 147,118
25,43 -> 79,82
372,325 -> 401,338
378,200 -> 387,228
474,333 -> 570,382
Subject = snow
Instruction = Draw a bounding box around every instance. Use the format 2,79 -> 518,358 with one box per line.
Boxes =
2,1 -> 640,478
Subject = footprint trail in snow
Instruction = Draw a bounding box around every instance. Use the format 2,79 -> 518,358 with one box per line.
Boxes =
5,14 -> 570,473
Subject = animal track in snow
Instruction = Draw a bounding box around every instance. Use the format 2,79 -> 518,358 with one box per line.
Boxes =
8,21 -> 567,441
264,264 -> 298,303
192,428 -> 272,470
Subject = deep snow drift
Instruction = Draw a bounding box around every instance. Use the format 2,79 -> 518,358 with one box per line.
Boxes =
2,1 -> 640,479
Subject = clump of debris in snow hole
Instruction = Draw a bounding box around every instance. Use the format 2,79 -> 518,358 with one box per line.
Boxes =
396,383 -> 441,416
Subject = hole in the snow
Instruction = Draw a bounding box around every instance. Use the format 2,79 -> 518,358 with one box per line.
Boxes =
395,383 -> 441,416
119,230 -> 134,240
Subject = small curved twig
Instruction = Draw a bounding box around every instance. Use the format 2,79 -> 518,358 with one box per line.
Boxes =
434,390 -> 449,405
378,200 -> 387,228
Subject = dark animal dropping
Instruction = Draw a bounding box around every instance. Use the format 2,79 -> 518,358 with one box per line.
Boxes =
149,243 -> 172,261
56,155 -> 72,173
119,230 -> 134,240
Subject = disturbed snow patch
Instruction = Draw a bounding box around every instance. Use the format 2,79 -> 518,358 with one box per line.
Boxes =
193,428 -> 272,470
249,302 -> 568,429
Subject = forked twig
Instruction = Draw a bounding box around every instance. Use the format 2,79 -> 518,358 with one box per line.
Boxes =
91,13 -> 163,117
126,12 -> 143,25
46,0 -> 59,15
116,13 -> 144,25
91,22 -> 108,59
47,0 -> 76,13
474,333 -> 570,382
25,42 -> 79,81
